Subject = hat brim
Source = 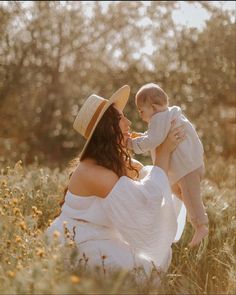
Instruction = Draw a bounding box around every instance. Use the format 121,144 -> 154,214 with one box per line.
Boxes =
79,85 -> 130,159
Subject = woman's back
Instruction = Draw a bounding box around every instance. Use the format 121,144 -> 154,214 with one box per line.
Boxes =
68,159 -> 119,198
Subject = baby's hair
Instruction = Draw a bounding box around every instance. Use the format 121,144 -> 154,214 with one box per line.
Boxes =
135,83 -> 169,106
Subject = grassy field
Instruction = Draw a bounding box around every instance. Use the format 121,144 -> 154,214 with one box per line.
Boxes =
0,156 -> 235,294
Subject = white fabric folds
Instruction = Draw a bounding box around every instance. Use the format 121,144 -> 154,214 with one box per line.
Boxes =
46,165 -> 186,275
101,166 -> 185,271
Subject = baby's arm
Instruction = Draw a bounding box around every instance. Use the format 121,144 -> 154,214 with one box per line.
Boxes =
131,131 -> 144,138
127,131 -> 145,150
129,115 -> 172,154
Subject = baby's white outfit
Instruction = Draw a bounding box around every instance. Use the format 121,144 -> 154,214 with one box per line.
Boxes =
130,106 -> 208,227
131,106 -> 204,185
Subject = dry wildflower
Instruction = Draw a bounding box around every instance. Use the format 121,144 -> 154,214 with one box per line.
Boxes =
14,160 -> 23,170
67,240 -> 74,247
47,219 -> 53,227
12,198 -> 18,205
35,229 -> 42,235
36,210 -> 43,216
70,275 -> 80,284
63,222 -> 69,236
15,236 -> 22,243
6,240 -> 11,247
82,252 -> 89,263
13,208 -> 21,216
16,263 -> 23,270
36,248 -> 45,258
31,232 -> 38,238
20,243 -> 26,250
53,230 -> 61,239
32,206 -> 38,213
4,258 -> 9,263
101,255 -> 107,275
6,270 -> 16,278
1,179 -> 7,186
19,221 -> 27,231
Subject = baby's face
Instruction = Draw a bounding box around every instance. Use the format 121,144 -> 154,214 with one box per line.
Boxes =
136,103 -> 154,123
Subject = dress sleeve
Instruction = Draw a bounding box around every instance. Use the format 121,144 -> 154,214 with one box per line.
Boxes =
101,166 -> 186,271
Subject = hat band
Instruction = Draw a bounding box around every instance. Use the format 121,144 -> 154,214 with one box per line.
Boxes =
84,100 -> 107,139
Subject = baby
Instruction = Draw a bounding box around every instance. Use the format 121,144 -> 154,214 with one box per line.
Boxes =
127,83 -> 208,247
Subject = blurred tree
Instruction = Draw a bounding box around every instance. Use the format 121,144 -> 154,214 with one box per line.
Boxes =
0,1 -> 235,166
142,1 -> 236,156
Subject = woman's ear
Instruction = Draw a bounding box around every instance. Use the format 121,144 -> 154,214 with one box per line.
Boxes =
152,103 -> 160,111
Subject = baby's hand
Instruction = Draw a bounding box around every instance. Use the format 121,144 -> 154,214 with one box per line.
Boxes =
131,132 -> 143,139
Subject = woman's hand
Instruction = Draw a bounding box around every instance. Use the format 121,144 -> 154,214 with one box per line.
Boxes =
162,120 -> 185,154
155,120 -> 185,173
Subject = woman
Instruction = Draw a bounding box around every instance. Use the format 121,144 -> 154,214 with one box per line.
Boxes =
46,85 -> 186,276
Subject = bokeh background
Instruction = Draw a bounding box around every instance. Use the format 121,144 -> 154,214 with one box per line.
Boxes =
0,2 -> 236,294
0,1 -> 235,168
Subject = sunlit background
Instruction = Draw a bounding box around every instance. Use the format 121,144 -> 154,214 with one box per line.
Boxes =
0,2 -> 236,294
0,1 -> 235,167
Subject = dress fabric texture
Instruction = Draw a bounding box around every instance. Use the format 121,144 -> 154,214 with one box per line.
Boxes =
46,166 -> 186,275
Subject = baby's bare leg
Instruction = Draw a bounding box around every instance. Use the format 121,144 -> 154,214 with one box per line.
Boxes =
178,166 -> 208,247
171,183 -> 183,200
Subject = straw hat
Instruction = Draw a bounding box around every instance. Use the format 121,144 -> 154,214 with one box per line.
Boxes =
73,85 -> 130,158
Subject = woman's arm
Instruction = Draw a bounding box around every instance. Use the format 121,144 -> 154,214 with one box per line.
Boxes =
155,122 -> 185,174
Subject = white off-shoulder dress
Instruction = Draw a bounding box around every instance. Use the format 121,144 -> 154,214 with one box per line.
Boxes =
46,166 -> 186,276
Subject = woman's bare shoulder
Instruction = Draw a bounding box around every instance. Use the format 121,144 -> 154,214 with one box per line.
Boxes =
68,161 -> 119,198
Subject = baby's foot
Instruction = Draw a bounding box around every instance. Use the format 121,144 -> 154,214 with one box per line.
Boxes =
189,224 -> 208,248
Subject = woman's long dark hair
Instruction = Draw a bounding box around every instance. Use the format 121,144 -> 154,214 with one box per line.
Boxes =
81,104 -> 136,177
55,104 -> 138,217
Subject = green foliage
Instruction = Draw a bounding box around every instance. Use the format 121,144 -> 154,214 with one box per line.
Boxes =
0,158 -> 235,294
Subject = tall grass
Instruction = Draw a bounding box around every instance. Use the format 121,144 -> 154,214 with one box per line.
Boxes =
0,157 -> 235,294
